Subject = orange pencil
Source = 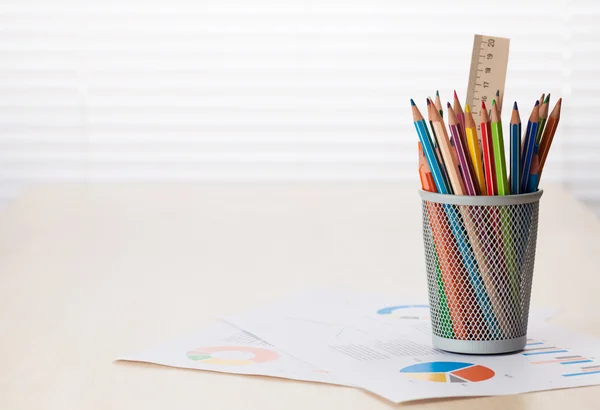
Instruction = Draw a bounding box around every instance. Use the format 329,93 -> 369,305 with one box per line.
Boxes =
418,143 -> 437,193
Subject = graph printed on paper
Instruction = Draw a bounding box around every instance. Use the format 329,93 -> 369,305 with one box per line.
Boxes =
523,338 -> 600,378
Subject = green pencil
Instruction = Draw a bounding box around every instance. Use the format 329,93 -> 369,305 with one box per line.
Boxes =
434,251 -> 454,339
492,100 -> 519,319
491,100 -> 508,195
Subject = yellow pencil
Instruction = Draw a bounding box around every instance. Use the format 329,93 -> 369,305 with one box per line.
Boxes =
465,104 -> 486,195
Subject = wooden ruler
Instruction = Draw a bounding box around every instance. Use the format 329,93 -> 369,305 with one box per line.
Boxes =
466,34 -> 510,133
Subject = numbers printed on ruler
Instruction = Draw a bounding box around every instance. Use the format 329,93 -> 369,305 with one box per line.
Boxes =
466,35 -> 510,134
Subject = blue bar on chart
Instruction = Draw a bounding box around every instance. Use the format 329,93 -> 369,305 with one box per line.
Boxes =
522,339 -> 569,356
563,364 -> 600,378
523,349 -> 569,356
531,355 -> 593,365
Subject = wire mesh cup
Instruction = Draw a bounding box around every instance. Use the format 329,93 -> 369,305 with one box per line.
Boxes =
420,190 -> 543,354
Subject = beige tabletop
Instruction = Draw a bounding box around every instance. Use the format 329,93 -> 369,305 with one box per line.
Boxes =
0,182 -> 599,409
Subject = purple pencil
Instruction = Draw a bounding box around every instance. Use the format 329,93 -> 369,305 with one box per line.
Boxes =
447,103 -> 477,196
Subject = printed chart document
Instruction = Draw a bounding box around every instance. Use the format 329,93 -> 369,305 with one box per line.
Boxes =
117,321 -> 350,386
226,288 -> 600,403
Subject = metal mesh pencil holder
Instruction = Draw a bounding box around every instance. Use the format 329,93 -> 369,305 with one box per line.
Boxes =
420,190 -> 543,354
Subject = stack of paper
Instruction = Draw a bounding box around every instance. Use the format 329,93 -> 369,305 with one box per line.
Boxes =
118,288 -> 600,403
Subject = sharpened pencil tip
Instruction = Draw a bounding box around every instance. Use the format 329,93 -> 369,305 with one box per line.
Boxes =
492,99 -> 496,106
496,90 -> 500,97
465,103 -> 470,113
544,93 -> 550,103
447,102 -> 451,108
410,98 -> 415,106
436,90 -> 439,96
426,98 -> 431,105
481,101 -> 487,110
513,101 -> 518,110
453,90 -> 458,100
535,100 -> 539,106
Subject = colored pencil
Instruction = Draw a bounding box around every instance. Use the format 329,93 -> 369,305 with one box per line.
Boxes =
447,104 -> 476,195
536,94 -> 550,145
453,90 -> 467,150
510,102 -> 522,195
412,99 -> 449,194
491,100 -> 509,195
424,214 -> 456,338
465,104 -> 486,195
426,100 -> 451,192
483,99 -> 512,331
495,89 -> 502,114
428,100 -> 465,195
419,143 -> 454,338
527,149 -> 540,193
425,200 -> 468,338
491,102 -> 518,327
416,113 -> 467,338
520,101 -> 540,193
537,98 -> 562,181
418,142 -> 437,193
480,101 -> 496,195
434,90 -> 443,118
448,107 -> 502,337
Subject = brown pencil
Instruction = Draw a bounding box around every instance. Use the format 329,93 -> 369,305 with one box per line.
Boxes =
434,90 -> 443,118
538,98 -> 562,179
453,90 -> 468,151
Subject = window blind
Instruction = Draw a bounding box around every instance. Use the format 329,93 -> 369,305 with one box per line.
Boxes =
1,1 -> 596,212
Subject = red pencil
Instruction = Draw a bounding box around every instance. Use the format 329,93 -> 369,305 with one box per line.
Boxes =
480,101 -> 496,196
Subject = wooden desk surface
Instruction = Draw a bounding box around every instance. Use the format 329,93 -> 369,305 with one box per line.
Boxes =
0,182 -> 599,409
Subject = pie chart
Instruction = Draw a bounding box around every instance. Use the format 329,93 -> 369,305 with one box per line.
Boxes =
400,361 -> 494,383
376,305 -> 430,320
186,346 -> 279,366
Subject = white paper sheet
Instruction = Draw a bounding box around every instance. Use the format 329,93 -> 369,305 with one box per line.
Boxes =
226,288 -> 599,403
117,321 -> 350,386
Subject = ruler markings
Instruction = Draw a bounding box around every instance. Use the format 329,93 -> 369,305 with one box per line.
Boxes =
466,34 -> 510,141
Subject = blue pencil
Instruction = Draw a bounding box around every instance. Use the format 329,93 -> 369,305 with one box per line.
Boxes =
520,101 -> 539,193
527,148 -> 540,193
411,99 -> 449,194
510,102 -> 521,195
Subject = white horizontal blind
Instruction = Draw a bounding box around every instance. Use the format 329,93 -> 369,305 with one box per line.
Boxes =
564,1 -> 600,212
1,0 -> 595,212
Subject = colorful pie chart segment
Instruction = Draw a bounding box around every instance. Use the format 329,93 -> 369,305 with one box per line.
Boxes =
186,346 -> 279,366
376,305 -> 430,320
400,361 -> 494,383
